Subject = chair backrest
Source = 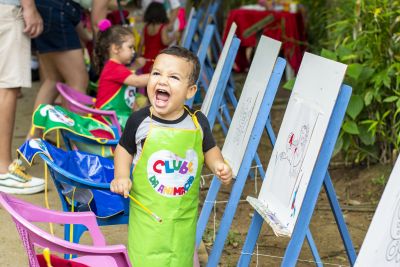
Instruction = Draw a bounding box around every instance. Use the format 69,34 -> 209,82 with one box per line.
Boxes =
56,82 -> 95,113
0,192 -> 131,267
61,130 -> 118,158
56,82 -> 122,137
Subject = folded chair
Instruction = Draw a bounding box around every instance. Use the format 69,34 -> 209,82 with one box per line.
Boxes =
0,192 -> 131,267
56,82 -> 120,157
56,82 -> 121,136
18,139 -> 128,246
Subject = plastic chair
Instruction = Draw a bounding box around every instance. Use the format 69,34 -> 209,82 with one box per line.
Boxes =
0,192 -> 131,267
45,144 -> 129,245
18,139 -> 129,246
61,130 -> 119,158
56,82 -> 120,157
56,82 -> 122,137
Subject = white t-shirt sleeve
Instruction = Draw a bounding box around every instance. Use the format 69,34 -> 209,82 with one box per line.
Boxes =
168,0 -> 181,9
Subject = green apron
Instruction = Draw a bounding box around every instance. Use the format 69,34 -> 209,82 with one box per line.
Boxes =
128,108 -> 204,266
99,85 -> 136,129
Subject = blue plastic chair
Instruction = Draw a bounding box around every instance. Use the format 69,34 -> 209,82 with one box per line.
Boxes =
18,139 -> 128,247
61,130 -> 119,158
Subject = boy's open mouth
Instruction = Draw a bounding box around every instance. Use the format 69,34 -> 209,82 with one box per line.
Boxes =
155,89 -> 170,107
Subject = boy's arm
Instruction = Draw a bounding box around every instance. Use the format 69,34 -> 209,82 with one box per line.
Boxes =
111,144 -> 134,198
204,146 -> 233,185
124,73 -> 149,88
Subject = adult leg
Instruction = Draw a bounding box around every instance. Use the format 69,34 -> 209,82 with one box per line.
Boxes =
33,53 -> 63,110
54,48 -> 89,93
0,86 -> 44,195
27,53 -> 63,139
0,4 -> 44,194
0,88 -> 19,173
28,49 -> 88,138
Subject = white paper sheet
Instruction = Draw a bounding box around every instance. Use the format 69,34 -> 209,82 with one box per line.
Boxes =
221,36 -> 281,177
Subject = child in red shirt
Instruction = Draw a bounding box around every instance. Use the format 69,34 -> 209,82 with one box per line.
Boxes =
141,2 -> 179,74
94,20 -> 149,130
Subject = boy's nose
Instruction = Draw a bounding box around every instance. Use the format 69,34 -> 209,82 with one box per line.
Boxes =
158,75 -> 168,84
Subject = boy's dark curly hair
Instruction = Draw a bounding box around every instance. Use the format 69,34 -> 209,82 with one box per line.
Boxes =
158,46 -> 200,86
144,2 -> 169,24
94,25 -> 133,74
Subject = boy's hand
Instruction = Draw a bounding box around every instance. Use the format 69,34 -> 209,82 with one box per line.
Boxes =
215,162 -> 233,185
110,177 -> 132,198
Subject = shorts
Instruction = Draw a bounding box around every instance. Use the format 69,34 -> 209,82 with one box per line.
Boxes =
33,0 -> 82,53
0,4 -> 31,88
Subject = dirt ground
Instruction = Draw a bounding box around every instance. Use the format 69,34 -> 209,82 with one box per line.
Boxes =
0,81 -> 391,266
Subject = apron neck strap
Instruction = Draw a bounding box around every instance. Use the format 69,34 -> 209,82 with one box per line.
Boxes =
149,106 -> 201,129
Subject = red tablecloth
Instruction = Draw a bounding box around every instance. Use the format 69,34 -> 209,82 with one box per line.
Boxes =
223,8 -> 306,73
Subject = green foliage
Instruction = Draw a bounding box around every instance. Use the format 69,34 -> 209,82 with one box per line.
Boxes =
203,225 -> 243,248
371,174 -> 387,186
283,78 -> 295,91
190,0 -> 255,11
302,0 -> 400,164
297,0 -> 330,52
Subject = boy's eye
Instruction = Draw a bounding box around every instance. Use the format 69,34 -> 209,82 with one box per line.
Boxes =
152,71 -> 160,76
170,75 -> 180,80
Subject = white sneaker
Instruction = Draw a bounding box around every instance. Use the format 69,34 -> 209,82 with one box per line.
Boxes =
0,159 -> 44,194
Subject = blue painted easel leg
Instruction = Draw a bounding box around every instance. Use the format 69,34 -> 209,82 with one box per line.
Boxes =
207,162 -> 254,266
324,173 -> 357,265
265,116 -> 276,146
238,212 -> 264,266
306,229 -> 322,267
196,176 -> 221,247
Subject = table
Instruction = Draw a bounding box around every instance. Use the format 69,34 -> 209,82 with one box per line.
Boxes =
223,8 -> 306,73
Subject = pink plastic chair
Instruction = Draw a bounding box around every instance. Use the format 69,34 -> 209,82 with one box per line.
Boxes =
56,82 -> 122,136
0,192 -> 131,267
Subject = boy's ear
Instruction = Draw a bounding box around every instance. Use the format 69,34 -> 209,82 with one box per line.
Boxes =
186,84 -> 198,100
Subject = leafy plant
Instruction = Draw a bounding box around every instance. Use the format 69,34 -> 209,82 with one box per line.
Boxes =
301,0 -> 400,164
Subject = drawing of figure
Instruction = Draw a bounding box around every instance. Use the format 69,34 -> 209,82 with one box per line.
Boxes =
279,125 -> 309,178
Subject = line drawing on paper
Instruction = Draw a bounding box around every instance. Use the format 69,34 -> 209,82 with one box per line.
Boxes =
386,196 -> 400,263
233,96 -> 256,147
279,125 -> 310,178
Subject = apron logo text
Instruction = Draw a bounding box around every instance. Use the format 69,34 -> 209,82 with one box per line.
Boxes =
147,150 -> 198,197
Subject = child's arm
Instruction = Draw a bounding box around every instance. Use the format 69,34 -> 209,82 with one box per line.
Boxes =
204,146 -> 233,185
161,25 -> 179,46
124,73 -> 149,88
166,6 -> 179,32
129,57 -> 146,71
111,144 -> 134,198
